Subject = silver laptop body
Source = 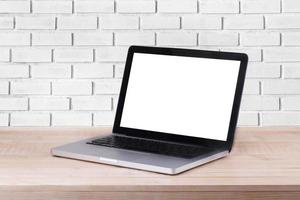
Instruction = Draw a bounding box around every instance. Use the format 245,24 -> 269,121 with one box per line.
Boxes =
52,46 -> 248,175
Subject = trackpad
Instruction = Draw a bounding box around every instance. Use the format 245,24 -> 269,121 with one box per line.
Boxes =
98,147 -> 152,162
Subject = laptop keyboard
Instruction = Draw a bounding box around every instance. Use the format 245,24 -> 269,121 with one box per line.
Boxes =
87,135 -> 213,158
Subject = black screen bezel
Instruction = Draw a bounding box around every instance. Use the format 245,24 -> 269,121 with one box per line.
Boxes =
113,46 -> 248,151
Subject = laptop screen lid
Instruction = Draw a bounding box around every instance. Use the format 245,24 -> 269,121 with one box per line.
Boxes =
113,46 -> 248,151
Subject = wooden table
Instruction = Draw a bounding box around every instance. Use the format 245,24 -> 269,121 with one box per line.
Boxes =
0,127 -> 300,200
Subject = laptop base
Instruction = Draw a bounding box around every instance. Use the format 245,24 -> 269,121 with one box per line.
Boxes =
51,135 -> 229,175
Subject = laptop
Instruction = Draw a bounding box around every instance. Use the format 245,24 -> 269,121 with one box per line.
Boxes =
51,46 -> 248,175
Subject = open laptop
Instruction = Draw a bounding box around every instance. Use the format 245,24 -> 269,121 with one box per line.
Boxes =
51,46 -> 248,174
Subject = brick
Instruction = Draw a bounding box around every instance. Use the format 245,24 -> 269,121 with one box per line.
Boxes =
237,112 -> 259,126
112,95 -> 119,110
16,16 -> 55,30
0,48 -> 9,62
54,48 -> 93,62
246,63 -> 280,78
58,16 -> 97,30
282,96 -> 300,110
284,63 -> 300,78
52,112 -> 92,126
94,79 -> 122,94
158,0 -> 197,13
0,113 -> 8,126
73,63 -> 113,78
114,64 -> 125,78
32,32 -> 72,46
262,112 -> 300,126
0,1 -> 30,13
0,81 -> 9,94
52,80 -> 92,95
0,17 -> 13,29
115,32 -> 155,46
101,16 -> 138,30
0,98 -> 28,111
199,32 -> 238,46
72,96 -> 111,110
199,0 -> 239,14
94,111 -> 115,126
182,16 -> 221,30
157,32 -> 197,46
264,47 -> 300,62
75,0 -> 114,13
241,95 -> 279,111
96,47 -> 128,62
0,64 -> 29,78
30,97 -> 69,111
141,16 -> 180,29
221,48 -> 262,62
117,0 -> 155,13
282,32 -> 300,46
12,48 -> 52,62
74,32 -> 113,46
32,1 -> 72,14
242,0 -> 280,13
11,80 -> 50,95
11,113 -> 50,126
0,32 -> 30,46
243,80 -> 260,95
263,80 -> 300,94
266,15 -> 300,29
31,64 -> 71,78
241,32 -> 280,46
224,16 -> 264,30
282,0 -> 300,13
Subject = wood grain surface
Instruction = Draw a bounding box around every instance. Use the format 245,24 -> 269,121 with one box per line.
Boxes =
0,127 -> 300,199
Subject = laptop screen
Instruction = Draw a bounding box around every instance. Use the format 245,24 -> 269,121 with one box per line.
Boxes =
120,52 -> 241,141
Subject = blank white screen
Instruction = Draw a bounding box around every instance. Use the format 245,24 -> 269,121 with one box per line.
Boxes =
120,53 -> 240,141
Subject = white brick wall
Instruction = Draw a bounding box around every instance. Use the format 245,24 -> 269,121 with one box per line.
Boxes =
32,1 -> 72,14
30,97 -> 70,111
282,0 -> 300,13
1,0 -> 300,127
10,112 -> 50,126
52,112 -> 92,126
73,63 -> 113,78
72,96 -> 111,111
199,0 -> 239,14
32,32 -> 72,46
284,63 -> 300,78
0,64 -> 29,78
16,16 -> 55,30
0,113 -> 9,126
117,0 -> 155,13
74,1 -> 114,13
31,64 -> 71,79
241,0 -> 280,13
0,17 -> 14,29
224,16 -> 264,30
0,82 -> 9,95
11,80 -> 51,95
0,1 -> 30,13
54,48 -> 93,62
240,32 -> 280,46
158,0 -> 197,13
12,48 -> 52,62
0,32 -> 30,46
157,32 -> 197,46
52,80 -> 92,95
141,16 -> 180,29
58,16 -> 97,30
